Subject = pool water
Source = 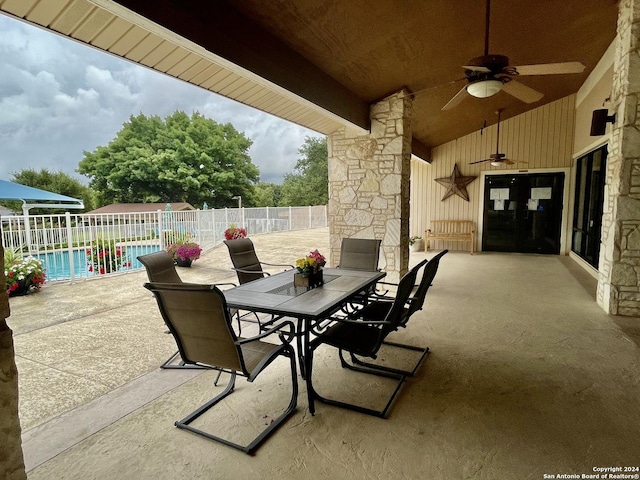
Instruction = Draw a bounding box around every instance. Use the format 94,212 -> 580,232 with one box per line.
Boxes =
35,245 -> 161,281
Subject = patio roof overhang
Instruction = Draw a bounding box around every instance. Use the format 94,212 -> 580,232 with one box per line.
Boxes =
0,1 -> 619,164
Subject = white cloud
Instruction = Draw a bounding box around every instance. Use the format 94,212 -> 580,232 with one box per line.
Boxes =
0,15 -> 323,185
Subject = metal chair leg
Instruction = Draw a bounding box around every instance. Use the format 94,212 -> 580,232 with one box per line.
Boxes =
160,350 -> 207,370
306,345 -> 405,418
344,341 -> 430,377
175,349 -> 298,455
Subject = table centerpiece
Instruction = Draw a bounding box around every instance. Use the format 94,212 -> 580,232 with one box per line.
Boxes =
294,249 -> 326,289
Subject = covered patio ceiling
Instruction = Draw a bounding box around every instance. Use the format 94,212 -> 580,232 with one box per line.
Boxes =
0,0 -> 619,162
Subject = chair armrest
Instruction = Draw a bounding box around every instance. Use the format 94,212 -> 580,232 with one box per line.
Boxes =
326,314 -> 391,327
230,266 -> 269,277
260,261 -> 295,269
236,320 -> 296,345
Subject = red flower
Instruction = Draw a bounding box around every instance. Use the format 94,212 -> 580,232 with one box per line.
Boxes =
224,226 -> 247,240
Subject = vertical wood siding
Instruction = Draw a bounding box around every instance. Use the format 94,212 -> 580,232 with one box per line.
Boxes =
410,95 -> 576,251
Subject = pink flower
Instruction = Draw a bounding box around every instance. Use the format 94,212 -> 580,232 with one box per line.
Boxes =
224,226 -> 247,240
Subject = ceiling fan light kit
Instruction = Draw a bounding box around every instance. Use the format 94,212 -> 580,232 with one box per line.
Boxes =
441,0 -> 586,111
466,79 -> 503,98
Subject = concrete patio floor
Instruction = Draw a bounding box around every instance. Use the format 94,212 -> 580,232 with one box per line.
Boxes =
8,227 -> 640,479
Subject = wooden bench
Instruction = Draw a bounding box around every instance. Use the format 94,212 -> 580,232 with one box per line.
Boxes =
425,220 -> 475,254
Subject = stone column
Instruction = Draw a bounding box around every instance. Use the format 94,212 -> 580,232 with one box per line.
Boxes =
0,238 -> 27,480
328,90 -> 412,283
597,0 -> 640,316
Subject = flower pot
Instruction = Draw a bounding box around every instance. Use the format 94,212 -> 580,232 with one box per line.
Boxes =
175,258 -> 193,268
10,279 -> 32,297
294,270 -> 323,289
411,239 -> 424,252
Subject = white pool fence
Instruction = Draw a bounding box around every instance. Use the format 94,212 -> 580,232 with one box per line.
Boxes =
1,205 -> 327,282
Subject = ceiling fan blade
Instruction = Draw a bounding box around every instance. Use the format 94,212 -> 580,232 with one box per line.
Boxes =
513,61 -> 585,76
503,159 -> 514,165
502,80 -> 544,103
442,84 -> 469,111
469,158 -> 492,165
462,65 -> 491,73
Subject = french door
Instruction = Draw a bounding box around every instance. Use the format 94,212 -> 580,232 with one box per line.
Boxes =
482,172 -> 565,254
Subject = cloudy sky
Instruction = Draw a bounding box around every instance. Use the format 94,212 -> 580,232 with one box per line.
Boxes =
0,15 -> 323,185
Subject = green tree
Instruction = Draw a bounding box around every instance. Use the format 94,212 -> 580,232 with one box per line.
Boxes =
8,169 -> 95,213
279,136 -> 328,206
253,182 -> 283,207
77,111 -> 260,208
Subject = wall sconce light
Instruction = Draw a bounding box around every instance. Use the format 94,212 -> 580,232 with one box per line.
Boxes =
590,109 -> 616,136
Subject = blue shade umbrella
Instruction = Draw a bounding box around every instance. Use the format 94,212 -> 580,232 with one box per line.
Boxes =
0,180 -> 84,210
0,179 -> 84,255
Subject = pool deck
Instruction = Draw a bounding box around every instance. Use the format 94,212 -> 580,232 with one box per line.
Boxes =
6,227 -> 640,479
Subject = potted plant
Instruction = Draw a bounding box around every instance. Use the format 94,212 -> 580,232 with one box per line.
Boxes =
4,255 -> 46,296
224,224 -> 247,240
294,249 -> 326,288
409,235 -> 424,252
166,241 -> 202,267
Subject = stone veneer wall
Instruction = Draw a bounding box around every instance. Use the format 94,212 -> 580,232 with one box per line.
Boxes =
327,90 -> 412,283
597,0 -> 640,316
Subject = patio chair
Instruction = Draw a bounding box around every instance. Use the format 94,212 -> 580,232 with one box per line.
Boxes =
223,238 -> 293,330
144,282 -> 298,455
224,237 -> 294,284
137,251 -> 238,370
337,238 -> 381,271
347,250 -> 448,375
305,259 -> 425,418
337,237 -> 383,310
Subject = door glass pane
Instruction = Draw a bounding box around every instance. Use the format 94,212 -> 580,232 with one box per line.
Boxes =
483,176 -> 518,250
571,145 -> 607,268
574,157 -> 588,231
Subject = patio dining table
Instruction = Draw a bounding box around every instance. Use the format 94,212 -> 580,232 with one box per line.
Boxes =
223,267 -> 386,382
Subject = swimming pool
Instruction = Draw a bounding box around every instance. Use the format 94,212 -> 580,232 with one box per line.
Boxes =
35,245 -> 161,281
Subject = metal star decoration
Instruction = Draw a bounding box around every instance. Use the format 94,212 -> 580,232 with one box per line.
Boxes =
435,163 -> 477,201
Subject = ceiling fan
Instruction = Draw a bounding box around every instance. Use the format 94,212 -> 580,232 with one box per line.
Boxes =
470,109 -> 522,166
442,0 -> 586,111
